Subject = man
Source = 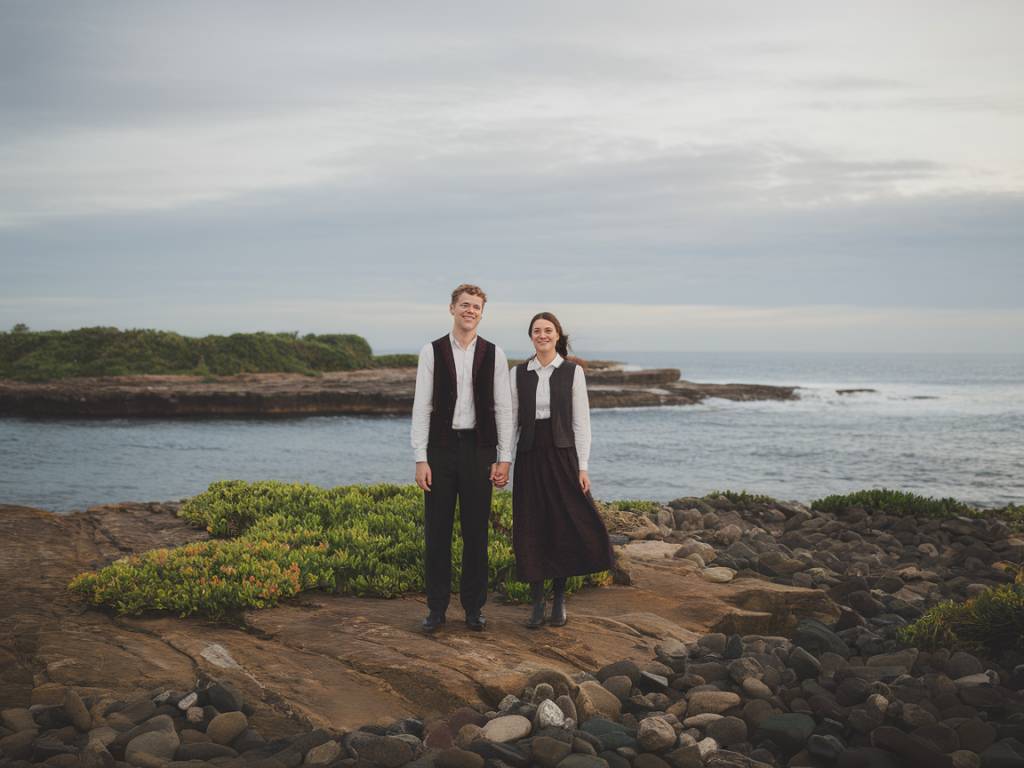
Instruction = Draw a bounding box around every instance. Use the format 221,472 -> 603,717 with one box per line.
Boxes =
411,283 -> 513,632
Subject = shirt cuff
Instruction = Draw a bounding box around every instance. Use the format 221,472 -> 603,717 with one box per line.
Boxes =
414,450 -> 428,463
497,451 -> 512,463
578,462 -> 588,471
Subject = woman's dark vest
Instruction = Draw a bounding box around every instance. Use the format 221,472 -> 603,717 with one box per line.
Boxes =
428,335 -> 497,449
516,360 -> 576,451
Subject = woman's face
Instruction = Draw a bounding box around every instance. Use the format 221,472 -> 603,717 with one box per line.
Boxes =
531,319 -> 559,357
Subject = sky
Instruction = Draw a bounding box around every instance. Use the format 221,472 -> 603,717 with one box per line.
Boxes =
1,1 -> 1022,355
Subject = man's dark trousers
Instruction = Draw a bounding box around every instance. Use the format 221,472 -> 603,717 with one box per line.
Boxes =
424,429 -> 493,614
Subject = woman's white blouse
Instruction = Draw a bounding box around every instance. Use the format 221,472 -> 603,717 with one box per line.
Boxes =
509,354 -> 592,471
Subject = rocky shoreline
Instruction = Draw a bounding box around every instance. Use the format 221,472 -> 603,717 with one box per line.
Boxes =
2,494 -> 1023,767
0,369 -> 796,418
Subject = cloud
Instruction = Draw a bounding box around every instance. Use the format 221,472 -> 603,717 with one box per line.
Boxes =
1,1 -> 1021,353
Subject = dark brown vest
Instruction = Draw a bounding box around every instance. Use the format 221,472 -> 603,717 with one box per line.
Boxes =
516,360 -> 576,451
428,334 -> 497,449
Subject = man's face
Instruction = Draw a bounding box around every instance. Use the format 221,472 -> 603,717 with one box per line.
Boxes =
450,292 -> 484,334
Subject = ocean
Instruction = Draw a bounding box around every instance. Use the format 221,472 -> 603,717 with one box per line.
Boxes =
2,351 -> 1021,512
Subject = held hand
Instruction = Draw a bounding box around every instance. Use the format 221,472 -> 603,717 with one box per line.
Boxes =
579,470 -> 591,495
415,461 -> 432,492
490,462 -> 510,488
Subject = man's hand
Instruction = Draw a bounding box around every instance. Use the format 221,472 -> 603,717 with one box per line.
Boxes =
490,461 -> 511,488
415,461 -> 432,492
579,470 -> 591,495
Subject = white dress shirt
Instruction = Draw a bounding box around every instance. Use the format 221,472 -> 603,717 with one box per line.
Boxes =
411,333 -> 513,463
510,354 -> 592,471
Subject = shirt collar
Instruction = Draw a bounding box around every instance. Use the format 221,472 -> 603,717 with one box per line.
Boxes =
528,353 -> 564,371
449,332 -> 478,352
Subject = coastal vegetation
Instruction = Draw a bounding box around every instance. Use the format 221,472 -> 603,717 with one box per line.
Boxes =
813,488 -> 1023,529
814,489 -> 1024,655
0,326 -> 375,380
68,483 -> 1022,657
68,480 -> 609,618
900,570 -> 1024,655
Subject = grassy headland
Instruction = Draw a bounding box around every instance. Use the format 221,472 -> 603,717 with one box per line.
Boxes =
0,326 -> 383,380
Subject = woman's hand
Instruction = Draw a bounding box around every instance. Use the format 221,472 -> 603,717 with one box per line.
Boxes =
578,470 -> 591,495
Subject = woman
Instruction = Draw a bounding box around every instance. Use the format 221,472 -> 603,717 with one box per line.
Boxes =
510,312 -> 614,628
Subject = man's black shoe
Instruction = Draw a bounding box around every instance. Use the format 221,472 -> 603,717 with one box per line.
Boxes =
465,611 -> 487,631
422,610 -> 446,633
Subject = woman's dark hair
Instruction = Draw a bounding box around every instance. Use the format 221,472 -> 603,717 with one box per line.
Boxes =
528,312 -> 571,358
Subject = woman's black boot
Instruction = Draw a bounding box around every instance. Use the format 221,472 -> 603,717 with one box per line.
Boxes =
526,581 -> 546,629
550,578 -> 567,626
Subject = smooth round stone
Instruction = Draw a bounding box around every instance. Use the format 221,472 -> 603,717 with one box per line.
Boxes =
207,682 -> 244,713
756,713 -> 815,754
557,755 -> 609,768
951,749 -> 981,768
705,716 -> 747,748
456,723 -> 483,748
175,741 -> 238,760
176,692 -> 198,711
602,676 -> 634,701
596,661 -> 642,684
683,713 -> 723,729
437,747 -> 486,768
185,706 -> 205,724
742,678 -> 773,700
64,690 -> 92,732
531,736 -> 572,768
305,740 -> 342,765
686,691 -> 741,716
956,718 -> 996,753
702,567 -> 735,584
481,715 -> 532,743
727,658 -> 764,684
355,735 -> 416,768
125,729 -> 180,765
947,652 -> 984,680
637,717 -> 676,752
87,726 -> 117,748
632,754 -> 670,768
536,700 -> 566,729
576,681 -> 622,721
206,711 -> 248,745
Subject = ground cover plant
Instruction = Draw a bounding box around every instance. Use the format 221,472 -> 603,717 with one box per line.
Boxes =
900,570 -> 1024,655
812,488 -> 1023,530
0,326 -> 373,380
69,481 -> 609,618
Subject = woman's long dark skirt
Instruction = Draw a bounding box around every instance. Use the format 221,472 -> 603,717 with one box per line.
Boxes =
512,419 -> 614,582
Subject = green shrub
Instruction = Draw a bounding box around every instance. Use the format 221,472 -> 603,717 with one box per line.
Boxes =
0,328 -> 374,380
811,489 -> 1022,530
609,500 -> 661,515
70,481 -> 609,618
900,571 -> 1024,655
372,354 -> 419,368
705,490 -> 777,507
812,489 -> 973,518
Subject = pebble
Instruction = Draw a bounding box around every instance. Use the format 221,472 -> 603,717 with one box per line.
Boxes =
637,717 -> 676,752
437,747 -> 485,768
206,711 -> 248,745
701,567 -> 735,583
63,689 -> 92,732
124,729 -> 180,765
532,736 -> 572,768
686,691 -> 741,716
304,739 -> 342,765
481,714 -> 531,743
535,699 -> 566,729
